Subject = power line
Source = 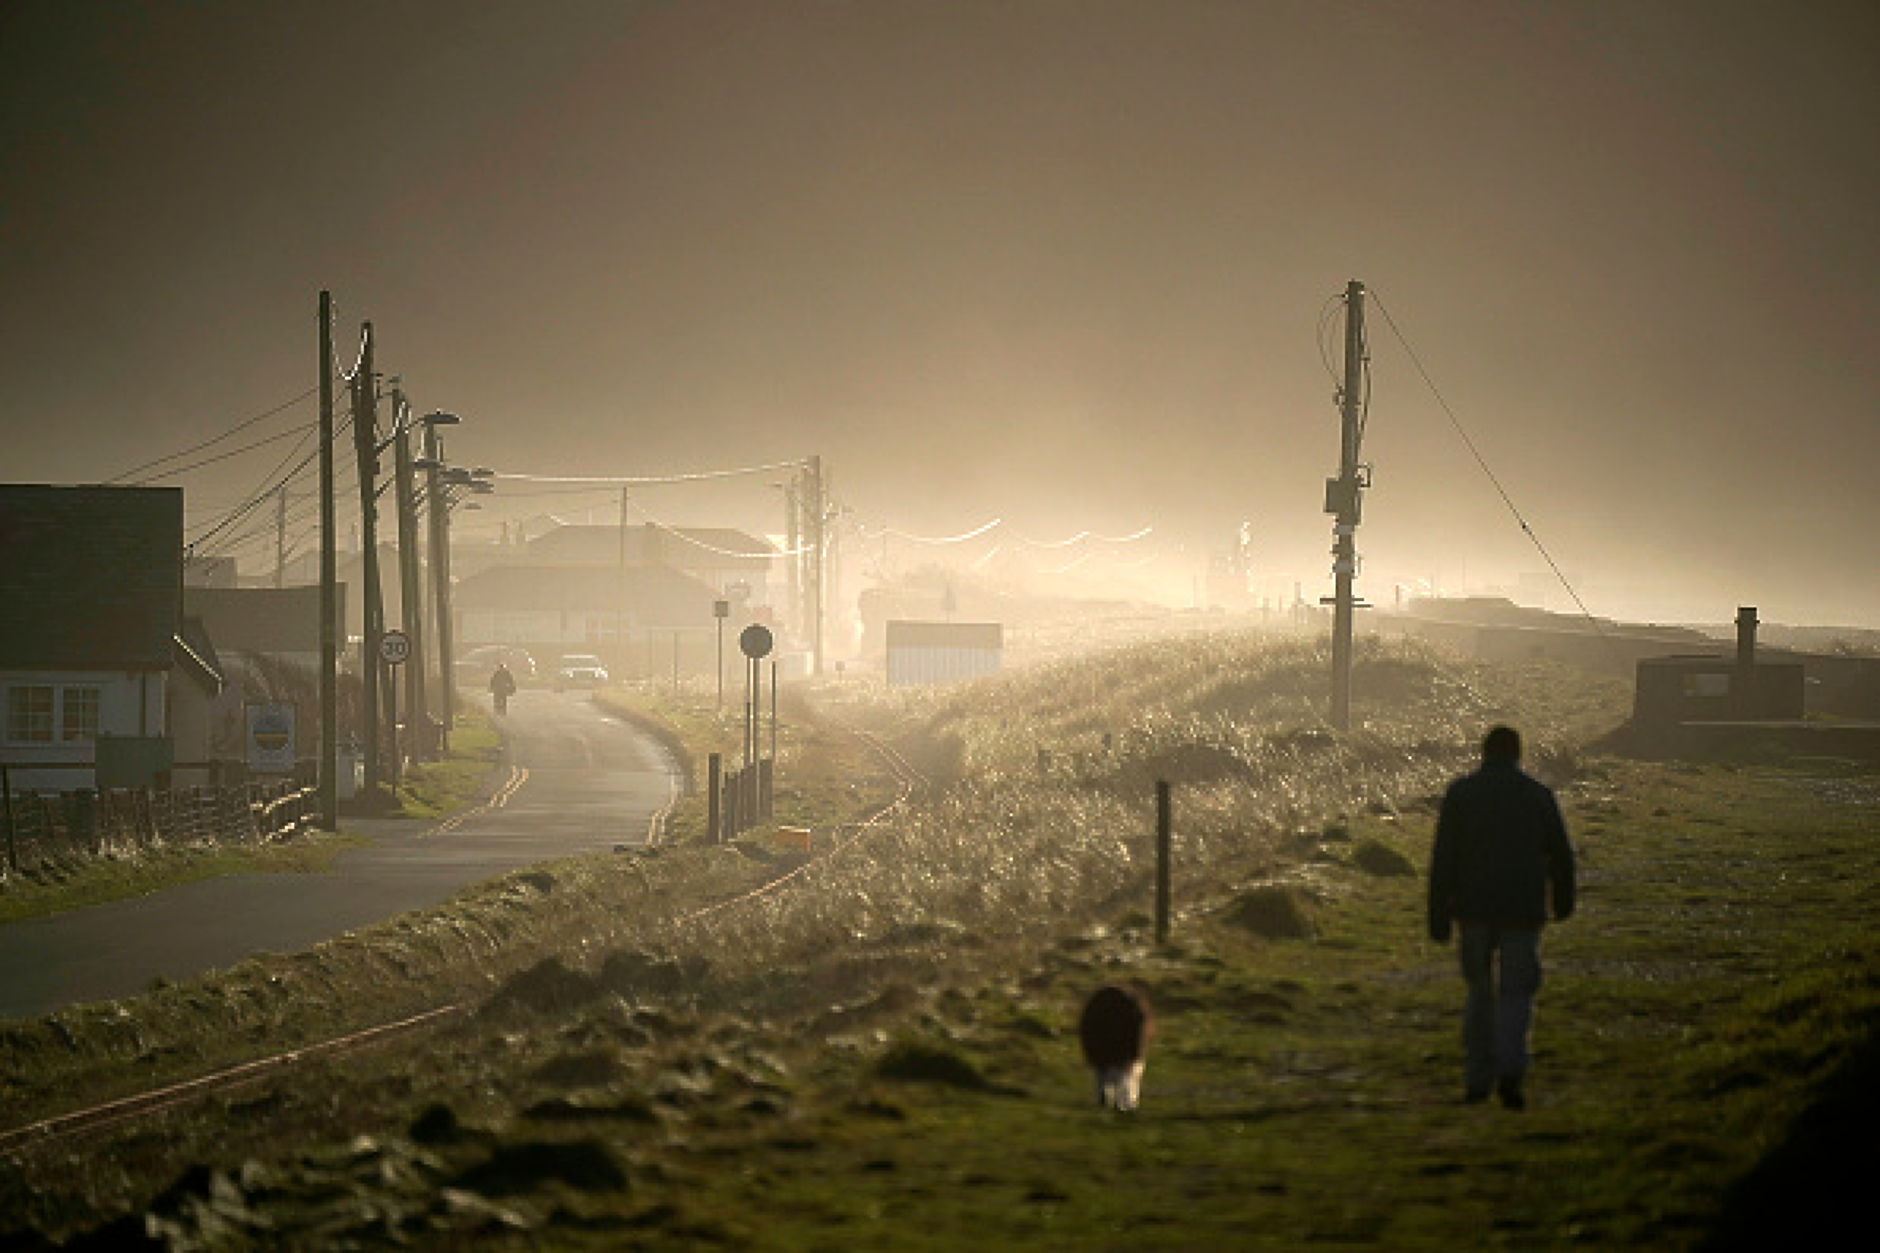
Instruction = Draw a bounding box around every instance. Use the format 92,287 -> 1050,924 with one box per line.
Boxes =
127,421 -> 318,485
188,415 -> 351,552
498,457 -> 808,487
1367,288 -> 1615,645
1014,526 -> 1154,548
856,517 -> 1004,545
105,387 -> 318,484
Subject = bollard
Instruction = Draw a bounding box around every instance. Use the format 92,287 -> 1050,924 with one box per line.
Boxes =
1155,780 -> 1172,945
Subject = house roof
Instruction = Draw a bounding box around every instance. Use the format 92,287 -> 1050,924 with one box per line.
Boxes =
174,615 -> 226,693
0,484 -> 182,671
184,585 -> 343,655
454,563 -> 721,627
525,524 -> 776,570
886,620 -> 1005,650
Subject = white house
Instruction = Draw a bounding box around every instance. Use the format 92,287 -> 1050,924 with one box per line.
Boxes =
0,484 -> 212,792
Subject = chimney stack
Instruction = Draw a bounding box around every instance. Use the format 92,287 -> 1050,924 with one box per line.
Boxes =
1735,606 -> 1759,671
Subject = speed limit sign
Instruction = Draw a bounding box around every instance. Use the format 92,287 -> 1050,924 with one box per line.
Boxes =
379,629 -> 412,666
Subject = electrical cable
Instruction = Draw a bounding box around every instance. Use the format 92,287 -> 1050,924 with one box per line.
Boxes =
1014,526 -> 1153,548
1367,288 -> 1617,648
498,458 -> 808,487
188,414 -> 351,553
127,422 -> 318,486
104,387 -> 318,484
855,518 -> 1003,545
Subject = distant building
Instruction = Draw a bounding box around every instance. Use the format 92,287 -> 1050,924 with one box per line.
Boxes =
1634,608 -> 1805,726
182,553 -> 238,588
524,523 -> 775,607
452,562 -> 728,679
184,584 -> 343,675
885,621 -> 1004,687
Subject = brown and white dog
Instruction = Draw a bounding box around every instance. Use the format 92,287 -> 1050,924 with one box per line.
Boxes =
1079,985 -> 1154,1111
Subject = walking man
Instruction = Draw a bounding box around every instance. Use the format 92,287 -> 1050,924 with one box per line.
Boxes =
489,662 -> 516,715
1428,725 -> 1576,1109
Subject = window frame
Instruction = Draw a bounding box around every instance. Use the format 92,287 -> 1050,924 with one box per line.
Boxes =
60,686 -> 102,742
7,685 -> 55,743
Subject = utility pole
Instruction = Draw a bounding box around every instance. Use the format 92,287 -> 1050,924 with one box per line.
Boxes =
390,389 -> 428,758
423,421 -> 455,750
805,454 -> 824,675
616,484 -> 629,669
318,291 -> 338,829
349,324 -> 385,797
783,476 -> 799,639
1325,279 -> 1369,732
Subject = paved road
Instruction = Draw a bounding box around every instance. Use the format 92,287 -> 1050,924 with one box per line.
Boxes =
0,689 -> 680,1021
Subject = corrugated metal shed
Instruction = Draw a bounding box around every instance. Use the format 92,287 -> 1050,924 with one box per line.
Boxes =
886,620 -> 1003,687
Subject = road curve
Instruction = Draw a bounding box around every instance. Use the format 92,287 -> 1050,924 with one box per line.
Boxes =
0,689 -> 680,1021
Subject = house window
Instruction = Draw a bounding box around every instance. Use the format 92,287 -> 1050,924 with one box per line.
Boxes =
61,687 -> 101,741
8,686 -> 54,742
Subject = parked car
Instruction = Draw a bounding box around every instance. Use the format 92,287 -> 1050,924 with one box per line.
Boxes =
456,645 -> 537,682
554,653 -> 610,690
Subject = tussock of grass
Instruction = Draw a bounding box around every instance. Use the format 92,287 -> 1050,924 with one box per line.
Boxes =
1221,883 -> 1319,938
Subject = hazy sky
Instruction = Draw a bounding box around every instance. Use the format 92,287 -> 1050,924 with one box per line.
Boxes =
3,1 -> 1874,626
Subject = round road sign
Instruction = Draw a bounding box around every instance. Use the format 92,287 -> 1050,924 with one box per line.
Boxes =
738,623 -> 774,660
379,629 -> 412,665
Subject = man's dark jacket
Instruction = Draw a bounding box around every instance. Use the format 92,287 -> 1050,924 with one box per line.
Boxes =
1428,758 -> 1575,941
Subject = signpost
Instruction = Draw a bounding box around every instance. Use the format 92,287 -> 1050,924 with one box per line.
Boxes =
246,702 -> 298,776
739,624 -> 774,820
714,599 -> 730,709
380,629 -> 411,789
739,624 -> 772,770
379,629 -> 412,667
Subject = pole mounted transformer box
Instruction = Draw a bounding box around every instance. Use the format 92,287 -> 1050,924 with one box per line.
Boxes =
885,621 -> 1003,688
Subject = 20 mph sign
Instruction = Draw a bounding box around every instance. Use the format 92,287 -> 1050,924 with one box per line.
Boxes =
379,629 -> 412,665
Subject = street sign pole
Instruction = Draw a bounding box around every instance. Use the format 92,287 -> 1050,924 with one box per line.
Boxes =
714,599 -> 730,710
380,630 -> 412,792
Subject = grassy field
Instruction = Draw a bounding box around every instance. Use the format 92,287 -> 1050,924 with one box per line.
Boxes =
1,634 -> 1874,1249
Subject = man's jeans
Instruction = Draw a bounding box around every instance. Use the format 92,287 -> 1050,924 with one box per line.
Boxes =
1459,923 -> 1542,1092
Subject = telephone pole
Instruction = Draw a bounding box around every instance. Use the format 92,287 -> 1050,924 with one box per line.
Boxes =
317,291 -> 338,829
805,454 -> 825,674
1325,279 -> 1369,732
617,484 -> 630,666
422,418 -> 456,749
390,389 -> 428,757
349,324 -> 385,797
783,476 -> 799,639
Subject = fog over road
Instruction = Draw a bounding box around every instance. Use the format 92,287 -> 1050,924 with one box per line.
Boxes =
0,690 -> 680,1021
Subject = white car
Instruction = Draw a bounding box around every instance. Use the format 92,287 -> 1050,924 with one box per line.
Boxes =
554,654 -> 610,690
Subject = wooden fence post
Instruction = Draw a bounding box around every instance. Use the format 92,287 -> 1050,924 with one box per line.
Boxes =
707,753 -> 722,844
1,763 -> 15,875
